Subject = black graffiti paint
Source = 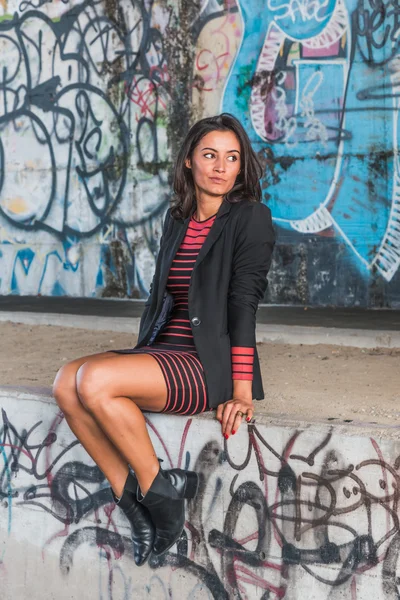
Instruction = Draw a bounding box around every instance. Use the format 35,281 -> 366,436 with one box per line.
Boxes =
4,407 -> 400,598
353,0 -> 400,65
0,1 -> 176,298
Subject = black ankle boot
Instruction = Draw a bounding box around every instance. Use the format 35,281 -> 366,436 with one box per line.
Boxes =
137,467 -> 199,556
112,471 -> 155,566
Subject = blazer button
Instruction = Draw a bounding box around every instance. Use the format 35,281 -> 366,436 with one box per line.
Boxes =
191,317 -> 201,326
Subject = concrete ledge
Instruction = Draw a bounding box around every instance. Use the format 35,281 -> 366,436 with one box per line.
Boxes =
2,387 -> 400,599
1,385 -> 399,438
1,311 -> 400,349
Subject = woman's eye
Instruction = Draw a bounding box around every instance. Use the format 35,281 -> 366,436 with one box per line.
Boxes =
203,153 -> 238,162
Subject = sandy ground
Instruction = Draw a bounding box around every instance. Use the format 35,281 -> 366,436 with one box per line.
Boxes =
1,321 -> 399,426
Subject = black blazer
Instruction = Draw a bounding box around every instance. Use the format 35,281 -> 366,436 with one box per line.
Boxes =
135,198 -> 275,409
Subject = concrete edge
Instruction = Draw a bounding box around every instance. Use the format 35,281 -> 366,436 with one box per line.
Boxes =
1,311 -> 400,349
0,311 -> 140,332
256,323 -> 400,349
2,385 -> 400,440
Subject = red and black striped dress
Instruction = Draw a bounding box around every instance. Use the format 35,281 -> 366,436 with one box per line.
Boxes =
112,212 -> 254,415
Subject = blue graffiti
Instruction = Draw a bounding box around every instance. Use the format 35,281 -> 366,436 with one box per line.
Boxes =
224,0 -> 400,282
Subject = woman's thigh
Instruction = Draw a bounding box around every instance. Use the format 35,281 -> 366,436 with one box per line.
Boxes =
76,353 -> 168,413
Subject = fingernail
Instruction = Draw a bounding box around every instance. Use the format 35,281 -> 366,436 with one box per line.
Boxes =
246,417 -> 251,422
224,434 -> 229,439
232,430 -> 236,435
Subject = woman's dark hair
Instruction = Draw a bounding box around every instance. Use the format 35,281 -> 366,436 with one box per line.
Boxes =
171,113 -> 263,219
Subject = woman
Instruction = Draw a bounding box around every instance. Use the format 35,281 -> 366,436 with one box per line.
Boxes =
52,113 -> 275,567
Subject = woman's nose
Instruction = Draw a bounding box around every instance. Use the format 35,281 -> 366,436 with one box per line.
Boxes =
214,161 -> 225,172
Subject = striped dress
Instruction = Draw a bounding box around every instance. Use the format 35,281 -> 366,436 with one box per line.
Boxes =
112,212 -> 254,415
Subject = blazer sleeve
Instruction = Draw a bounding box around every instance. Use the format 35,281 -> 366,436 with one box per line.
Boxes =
144,207 -> 171,307
227,203 -> 275,349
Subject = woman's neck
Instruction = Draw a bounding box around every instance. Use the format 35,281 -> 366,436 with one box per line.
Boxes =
194,198 -> 224,222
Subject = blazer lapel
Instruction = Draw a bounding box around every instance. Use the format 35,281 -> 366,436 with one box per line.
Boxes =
194,200 -> 232,270
157,199 -> 232,299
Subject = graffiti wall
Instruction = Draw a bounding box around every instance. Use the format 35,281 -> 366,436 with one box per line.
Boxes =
0,0 -> 399,306
221,0 -> 400,306
2,391 -> 400,599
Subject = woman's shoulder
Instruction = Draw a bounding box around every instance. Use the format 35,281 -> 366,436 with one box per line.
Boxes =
230,198 -> 272,220
229,199 -> 274,243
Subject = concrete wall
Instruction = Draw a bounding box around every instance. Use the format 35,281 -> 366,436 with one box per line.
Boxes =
1,0 -> 400,307
2,387 -> 400,599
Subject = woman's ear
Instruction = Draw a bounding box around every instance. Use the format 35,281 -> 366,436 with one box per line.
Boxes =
184,158 -> 191,169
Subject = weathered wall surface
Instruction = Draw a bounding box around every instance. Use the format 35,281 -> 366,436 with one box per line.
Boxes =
1,0 -> 400,307
2,388 -> 400,599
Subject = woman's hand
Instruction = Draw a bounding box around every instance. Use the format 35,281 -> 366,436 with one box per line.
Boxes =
216,397 -> 254,438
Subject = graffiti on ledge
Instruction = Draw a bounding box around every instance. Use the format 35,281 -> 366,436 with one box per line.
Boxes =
2,403 -> 400,598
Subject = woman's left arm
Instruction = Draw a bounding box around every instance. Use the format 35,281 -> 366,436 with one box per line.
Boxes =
216,202 -> 275,437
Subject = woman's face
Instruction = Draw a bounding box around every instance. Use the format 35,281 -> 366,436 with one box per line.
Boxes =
185,130 -> 241,199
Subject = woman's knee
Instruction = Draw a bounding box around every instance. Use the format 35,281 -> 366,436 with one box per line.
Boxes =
76,361 -> 108,413
52,363 -> 82,416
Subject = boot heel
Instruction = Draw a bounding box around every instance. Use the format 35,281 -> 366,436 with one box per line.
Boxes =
184,472 -> 199,499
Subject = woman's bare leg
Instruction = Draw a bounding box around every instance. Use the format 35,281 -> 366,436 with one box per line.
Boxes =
53,352 -> 168,497
75,354 -> 168,496
53,352 -> 130,495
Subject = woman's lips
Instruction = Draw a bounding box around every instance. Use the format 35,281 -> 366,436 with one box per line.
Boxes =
209,177 -> 226,183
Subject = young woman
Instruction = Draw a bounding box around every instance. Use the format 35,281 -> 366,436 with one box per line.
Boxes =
52,113 -> 275,567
